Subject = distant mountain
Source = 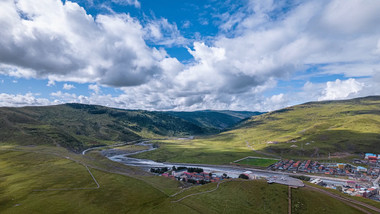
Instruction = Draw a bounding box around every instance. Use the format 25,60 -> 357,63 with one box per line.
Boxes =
229,96 -> 380,157
166,110 -> 262,131
0,104 -> 261,153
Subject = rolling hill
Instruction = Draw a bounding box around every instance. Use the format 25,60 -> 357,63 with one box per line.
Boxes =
232,96 -> 380,158
1,97 -> 380,213
166,110 -> 262,131
0,103 -> 258,153
0,148 -> 370,214
133,96 -> 380,164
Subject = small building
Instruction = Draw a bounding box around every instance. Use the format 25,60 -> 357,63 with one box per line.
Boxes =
357,166 -> 367,172
368,187 -> 377,195
368,156 -> 378,161
310,178 -> 323,185
365,153 -> 376,159
346,180 -> 356,188
337,163 -> 346,169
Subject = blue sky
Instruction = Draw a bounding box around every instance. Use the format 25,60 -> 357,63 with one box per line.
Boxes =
0,0 -> 380,111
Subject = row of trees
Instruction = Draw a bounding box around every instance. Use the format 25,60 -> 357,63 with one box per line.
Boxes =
172,166 -> 204,173
150,167 -> 169,174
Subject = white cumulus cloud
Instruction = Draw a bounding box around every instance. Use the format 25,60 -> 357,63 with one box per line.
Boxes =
0,0 -> 168,87
63,83 -> 75,90
88,84 -> 101,94
0,0 -> 380,111
0,93 -> 51,107
319,79 -> 365,101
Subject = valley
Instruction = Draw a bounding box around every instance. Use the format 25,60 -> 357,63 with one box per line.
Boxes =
1,96 -> 380,213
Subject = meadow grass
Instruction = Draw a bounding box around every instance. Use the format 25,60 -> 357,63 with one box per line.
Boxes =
0,147 -> 372,214
134,97 -> 380,163
236,158 -> 278,167
292,187 -> 363,214
0,149 -> 184,214
132,137 -> 267,164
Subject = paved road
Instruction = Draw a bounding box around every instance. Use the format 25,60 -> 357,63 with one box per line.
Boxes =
81,140 -> 143,155
305,183 -> 380,214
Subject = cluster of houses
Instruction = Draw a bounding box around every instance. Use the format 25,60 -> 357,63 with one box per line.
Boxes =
268,159 -> 380,179
151,166 -> 231,184
164,171 -> 226,184
271,153 -> 380,201
311,178 -> 380,200
343,185 -> 379,198
364,153 -> 380,164
150,166 -> 263,185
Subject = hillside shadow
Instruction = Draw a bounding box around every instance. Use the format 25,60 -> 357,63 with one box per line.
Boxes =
339,110 -> 380,115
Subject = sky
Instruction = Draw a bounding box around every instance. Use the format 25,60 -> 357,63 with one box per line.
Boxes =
0,0 -> 380,111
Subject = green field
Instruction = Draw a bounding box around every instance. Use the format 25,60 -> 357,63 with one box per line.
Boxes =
236,158 -> 279,167
0,104 -> 259,153
134,96 -> 380,163
0,146 -> 373,214
132,138 -> 268,165
233,96 -> 380,158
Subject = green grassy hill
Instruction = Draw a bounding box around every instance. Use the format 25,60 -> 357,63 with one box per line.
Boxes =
1,97 -> 380,213
0,104 -> 209,152
233,96 -> 380,158
0,104 -> 260,153
166,110 -> 262,131
134,96 -> 380,164
0,148 -> 369,214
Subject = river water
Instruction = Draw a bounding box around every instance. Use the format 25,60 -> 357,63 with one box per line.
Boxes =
101,142 -> 348,186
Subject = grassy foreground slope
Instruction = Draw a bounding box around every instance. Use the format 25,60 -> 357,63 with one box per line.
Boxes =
0,148 -> 366,214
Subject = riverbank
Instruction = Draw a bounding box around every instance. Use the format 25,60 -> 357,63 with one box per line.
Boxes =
97,142 -> 345,187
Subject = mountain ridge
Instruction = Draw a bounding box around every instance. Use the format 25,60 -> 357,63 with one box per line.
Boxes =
0,103 -> 260,152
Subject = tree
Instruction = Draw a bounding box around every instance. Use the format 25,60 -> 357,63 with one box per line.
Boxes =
238,174 -> 249,179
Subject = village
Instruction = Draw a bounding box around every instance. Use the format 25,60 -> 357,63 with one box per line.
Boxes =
268,153 -> 380,201
151,166 -> 232,184
149,153 -> 380,202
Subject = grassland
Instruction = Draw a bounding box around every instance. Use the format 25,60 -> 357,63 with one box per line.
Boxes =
1,144 -> 375,214
0,147 -> 189,214
166,110 -> 262,130
0,104 -> 260,154
133,137 -> 268,164
235,96 -> 380,158
236,158 -> 279,167
0,104 -> 210,153
134,96 -> 380,163
291,187 -> 364,214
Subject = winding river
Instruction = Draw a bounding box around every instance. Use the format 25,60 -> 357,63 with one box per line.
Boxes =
99,141 -> 349,186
